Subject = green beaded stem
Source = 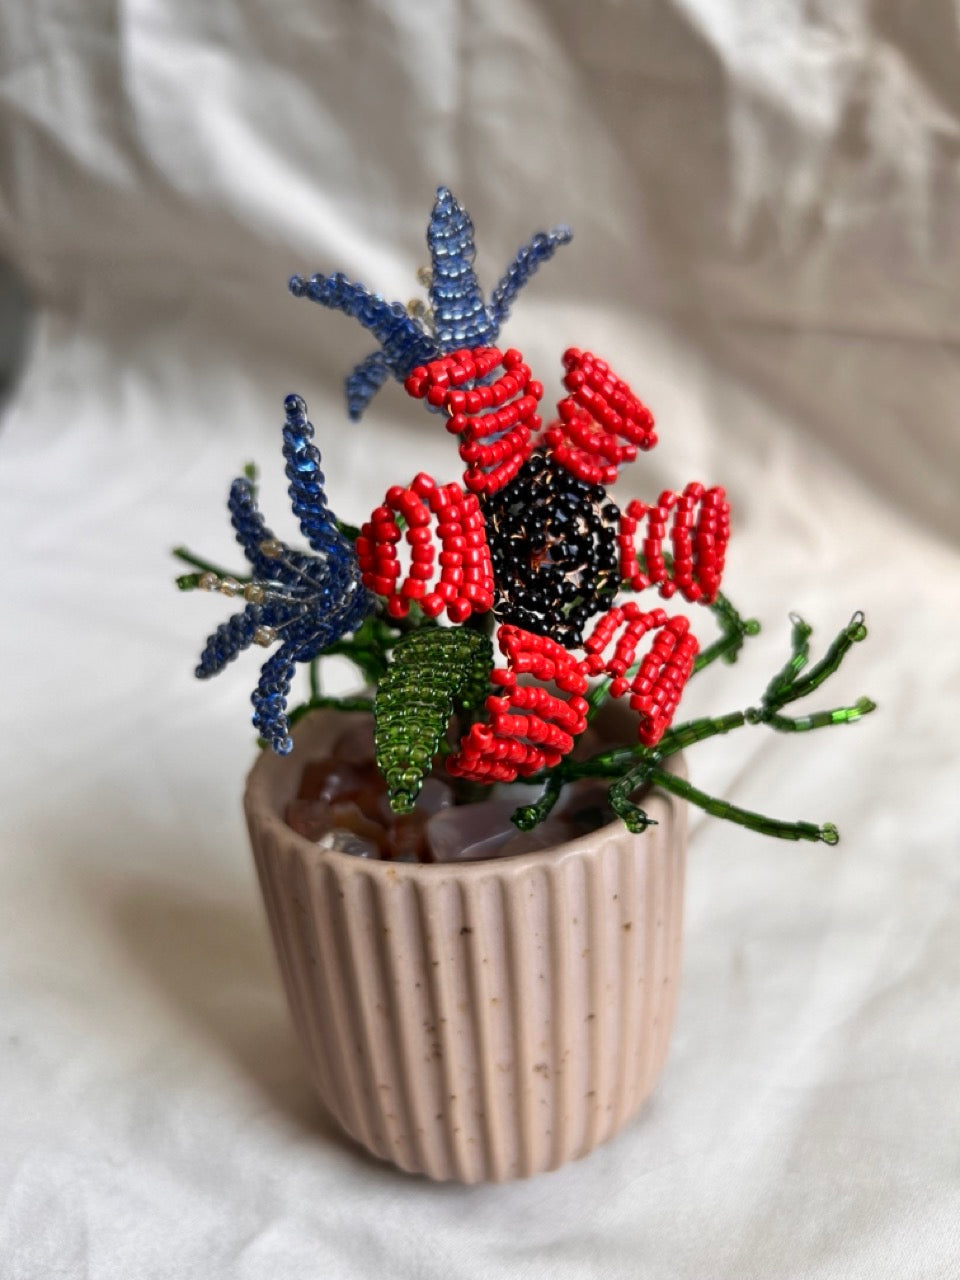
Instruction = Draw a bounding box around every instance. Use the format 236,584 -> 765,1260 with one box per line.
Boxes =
511,771 -> 567,832
334,516 -> 361,543
173,547 -> 250,585
375,626 -> 493,813
761,697 -> 876,733
648,768 -> 838,844
656,711 -> 747,755
607,758 -> 660,833
762,612 -> 812,706
309,657 -> 322,702
565,745 -> 640,777
769,612 -> 867,708
694,590 -> 761,674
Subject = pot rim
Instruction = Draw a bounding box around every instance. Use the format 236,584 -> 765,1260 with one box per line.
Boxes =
244,707 -> 684,882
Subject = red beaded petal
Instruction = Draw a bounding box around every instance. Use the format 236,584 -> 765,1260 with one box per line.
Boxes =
545,348 -> 657,485
405,346 -> 542,496
618,482 -> 729,604
581,607 -> 698,746
357,475 -> 494,623
446,625 -> 588,784
497,623 -> 589,695
627,616 -> 699,746
580,601 -> 669,677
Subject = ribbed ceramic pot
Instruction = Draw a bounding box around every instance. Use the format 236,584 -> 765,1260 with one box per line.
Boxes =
244,708 -> 687,1183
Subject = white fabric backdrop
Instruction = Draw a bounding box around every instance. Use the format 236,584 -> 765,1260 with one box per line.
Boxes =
1,2 -> 958,1276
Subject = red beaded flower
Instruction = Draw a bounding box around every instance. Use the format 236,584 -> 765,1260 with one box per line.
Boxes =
398,342 -> 728,759
447,625 -> 589,783
356,472 -> 494,622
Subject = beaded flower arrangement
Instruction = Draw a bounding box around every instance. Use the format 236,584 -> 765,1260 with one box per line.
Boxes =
175,187 -> 875,842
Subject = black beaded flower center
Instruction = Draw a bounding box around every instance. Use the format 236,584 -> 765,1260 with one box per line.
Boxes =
480,451 -> 620,647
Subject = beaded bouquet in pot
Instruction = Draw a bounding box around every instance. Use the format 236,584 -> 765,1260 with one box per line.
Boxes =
174,187 -> 875,863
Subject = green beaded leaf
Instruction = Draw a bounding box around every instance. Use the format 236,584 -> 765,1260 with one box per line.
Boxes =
375,626 -> 493,814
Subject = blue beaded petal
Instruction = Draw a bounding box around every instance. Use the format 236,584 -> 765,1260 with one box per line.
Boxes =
196,394 -> 373,753
291,187 -> 573,420
228,478 -> 282,580
489,226 -> 573,329
251,645 -> 299,755
427,186 -> 497,350
196,604 -> 264,679
345,349 -> 391,421
282,393 -> 342,554
229,476 -> 331,589
288,272 -> 438,385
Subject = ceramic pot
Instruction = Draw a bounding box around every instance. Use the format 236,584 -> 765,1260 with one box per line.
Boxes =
244,708 -> 687,1183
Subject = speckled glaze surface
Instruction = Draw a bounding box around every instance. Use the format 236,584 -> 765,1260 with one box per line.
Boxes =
244,709 -> 687,1183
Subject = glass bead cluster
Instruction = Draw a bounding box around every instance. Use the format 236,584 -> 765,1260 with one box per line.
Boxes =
180,184 -> 873,849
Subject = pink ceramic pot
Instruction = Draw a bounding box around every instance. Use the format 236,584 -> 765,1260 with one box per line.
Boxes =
244,708 -> 687,1183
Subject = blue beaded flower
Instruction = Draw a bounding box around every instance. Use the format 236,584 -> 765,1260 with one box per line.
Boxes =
196,394 -> 372,754
289,186 -> 572,420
